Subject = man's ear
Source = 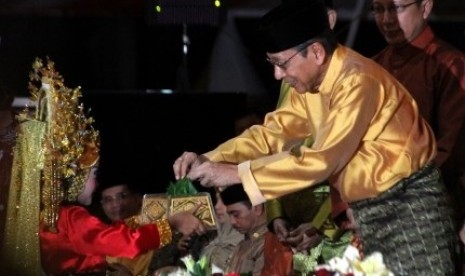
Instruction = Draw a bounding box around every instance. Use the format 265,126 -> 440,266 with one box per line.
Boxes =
310,43 -> 326,65
422,0 -> 433,19
327,10 -> 337,30
253,204 -> 265,215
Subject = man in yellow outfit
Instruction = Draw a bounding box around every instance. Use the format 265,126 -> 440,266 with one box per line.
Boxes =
265,1 -> 351,273
173,0 -> 457,274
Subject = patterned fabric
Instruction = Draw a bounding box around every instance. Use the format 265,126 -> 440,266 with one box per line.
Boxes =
350,163 -> 458,275
2,120 -> 46,276
373,25 -> 465,223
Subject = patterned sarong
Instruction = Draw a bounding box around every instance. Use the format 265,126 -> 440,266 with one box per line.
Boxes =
350,163 -> 458,275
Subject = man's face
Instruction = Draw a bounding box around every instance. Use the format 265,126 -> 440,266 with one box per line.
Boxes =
372,0 -> 430,46
267,42 -> 326,93
226,202 -> 261,234
100,184 -> 142,222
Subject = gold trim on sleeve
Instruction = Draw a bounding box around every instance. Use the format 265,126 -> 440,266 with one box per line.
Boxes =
154,218 -> 172,248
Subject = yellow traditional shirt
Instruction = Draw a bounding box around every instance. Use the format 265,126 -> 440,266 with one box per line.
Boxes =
205,45 -> 436,205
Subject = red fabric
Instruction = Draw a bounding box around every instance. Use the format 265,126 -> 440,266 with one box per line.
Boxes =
261,232 -> 293,276
40,205 -> 160,274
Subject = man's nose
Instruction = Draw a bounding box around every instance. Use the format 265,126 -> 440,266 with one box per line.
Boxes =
274,66 -> 285,80
108,199 -> 122,207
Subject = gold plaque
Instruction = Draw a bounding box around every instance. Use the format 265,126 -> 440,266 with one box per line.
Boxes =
140,192 -> 217,230
140,193 -> 169,224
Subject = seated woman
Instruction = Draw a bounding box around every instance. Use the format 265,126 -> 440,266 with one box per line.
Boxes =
39,167 -> 205,275
0,57 -> 206,276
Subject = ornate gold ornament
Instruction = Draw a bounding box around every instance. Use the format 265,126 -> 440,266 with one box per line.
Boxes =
2,57 -> 100,274
22,57 -> 100,232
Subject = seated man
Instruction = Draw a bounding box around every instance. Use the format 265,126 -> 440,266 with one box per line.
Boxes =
96,178 -> 154,276
198,191 -> 243,272
98,178 -> 143,223
219,184 -> 268,276
153,190 -> 243,275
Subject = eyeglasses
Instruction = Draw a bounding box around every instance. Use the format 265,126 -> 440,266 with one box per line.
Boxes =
101,192 -> 132,205
266,44 -> 310,70
370,0 -> 421,15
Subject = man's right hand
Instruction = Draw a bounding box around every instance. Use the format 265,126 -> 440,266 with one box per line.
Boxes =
173,151 -> 207,180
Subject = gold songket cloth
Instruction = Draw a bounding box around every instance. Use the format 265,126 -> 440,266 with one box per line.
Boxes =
1,120 -> 46,275
204,45 -> 436,205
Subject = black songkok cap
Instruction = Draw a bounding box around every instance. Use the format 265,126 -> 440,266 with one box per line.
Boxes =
257,0 -> 331,53
220,184 -> 250,206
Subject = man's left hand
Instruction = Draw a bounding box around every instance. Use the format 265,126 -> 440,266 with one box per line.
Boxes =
285,223 -> 322,252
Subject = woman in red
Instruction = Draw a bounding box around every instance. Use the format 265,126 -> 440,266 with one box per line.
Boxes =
1,58 -> 205,276
40,167 -> 205,275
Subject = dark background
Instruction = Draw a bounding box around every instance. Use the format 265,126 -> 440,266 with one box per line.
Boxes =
1,1 -> 464,99
83,92 -> 247,193
1,0 -> 464,192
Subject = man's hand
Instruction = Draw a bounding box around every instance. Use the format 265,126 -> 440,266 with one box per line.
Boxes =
167,204 -> 206,236
272,218 -> 291,242
187,161 -> 241,189
173,151 -> 207,180
285,222 -> 322,252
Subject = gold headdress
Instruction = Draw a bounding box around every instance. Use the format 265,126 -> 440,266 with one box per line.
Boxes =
25,57 -> 100,231
1,57 -> 99,274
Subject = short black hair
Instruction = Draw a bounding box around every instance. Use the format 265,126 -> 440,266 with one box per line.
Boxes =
220,184 -> 251,206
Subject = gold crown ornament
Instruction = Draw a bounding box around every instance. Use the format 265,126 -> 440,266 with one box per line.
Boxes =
20,57 -> 100,232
